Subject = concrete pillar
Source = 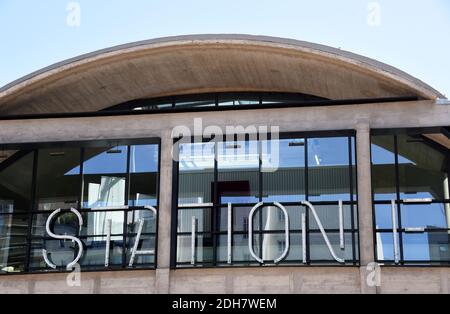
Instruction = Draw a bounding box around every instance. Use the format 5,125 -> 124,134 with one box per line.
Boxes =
355,122 -> 377,294
155,130 -> 174,294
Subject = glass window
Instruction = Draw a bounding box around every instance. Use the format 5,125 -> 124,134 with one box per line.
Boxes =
0,141 -> 160,275
218,140 -> 260,204
371,135 -> 397,201
82,146 -> 128,209
262,139 -> 305,203
397,135 -> 450,200
178,142 -> 215,205
0,152 -> 34,214
308,137 -> 351,201
35,148 -> 81,211
175,133 -> 358,268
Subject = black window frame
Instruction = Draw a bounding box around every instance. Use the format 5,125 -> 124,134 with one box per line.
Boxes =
371,128 -> 450,266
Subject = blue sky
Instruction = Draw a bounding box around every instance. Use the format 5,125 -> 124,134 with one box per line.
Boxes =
0,0 -> 449,97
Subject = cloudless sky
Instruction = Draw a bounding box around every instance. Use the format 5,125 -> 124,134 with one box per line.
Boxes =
0,0 -> 449,97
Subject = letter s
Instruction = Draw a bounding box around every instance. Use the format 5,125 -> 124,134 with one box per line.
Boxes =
42,208 -> 84,270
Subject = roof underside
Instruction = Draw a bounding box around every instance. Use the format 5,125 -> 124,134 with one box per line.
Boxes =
0,34 -> 444,115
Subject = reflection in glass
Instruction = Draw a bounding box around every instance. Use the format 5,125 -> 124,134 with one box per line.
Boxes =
178,142 -> 215,204
129,145 -> 159,207
83,146 -> 128,208
0,152 -> 33,214
32,211 -> 124,237
262,139 -> 305,202
371,135 -> 397,201
126,234 -> 156,265
218,141 -> 260,204
36,148 -> 81,211
397,135 -> 450,200
308,137 -> 351,201
0,236 -> 27,273
376,232 -> 395,261
403,232 -> 450,262
309,233 -> 354,261
401,203 -> 449,229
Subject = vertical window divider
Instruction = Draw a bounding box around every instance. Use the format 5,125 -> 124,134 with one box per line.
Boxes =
393,135 -> 405,264
122,145 -> 132,268
79,148 -> 85,211
258,134 -> 264,264
213,138 -> 219,266
348,136 -> 357,265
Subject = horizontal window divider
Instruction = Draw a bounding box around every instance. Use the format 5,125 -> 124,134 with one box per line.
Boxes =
373,199 -> 450,205
216,201 -> 358,208
177,229 -> 358,236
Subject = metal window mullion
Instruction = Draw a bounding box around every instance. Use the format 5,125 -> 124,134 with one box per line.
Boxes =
393,135 -> 404,264
25,150 -> 38,273
348,136 -> 357,264
304,137 -> 310,264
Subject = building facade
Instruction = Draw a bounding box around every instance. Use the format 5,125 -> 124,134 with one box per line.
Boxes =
0,35 -> 449,294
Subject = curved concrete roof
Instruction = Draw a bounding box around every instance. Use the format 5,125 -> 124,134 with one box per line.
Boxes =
0,34 -> 445,115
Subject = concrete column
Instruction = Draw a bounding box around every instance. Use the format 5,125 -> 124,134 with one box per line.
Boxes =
355,122 -> 377,294
155,130 -> 174,294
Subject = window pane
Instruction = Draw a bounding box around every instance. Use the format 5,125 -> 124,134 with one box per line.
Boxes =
178,142 -> 215,204
177,208 -> 211,233
35,148 -> 81,211
127,209 -> 157,234
308,204 -> 354,230
129,145 -> 159,207
126,234 -> 156,265
376,232 -> 395,261
401,203 -> 450,229
371,135 -> 397,201
397,135 -> 450,200
262,139 -> 305,203
177,234 -> 214,264
218,141 -> 260,204
308,137 -> 351,201
374,204 -> 393,229
0,152 -> 33,214
0,236 -> 27,274
82,146 -> 128,208
403,232 -> 450,262
81,237 -> 124,268
309,232 -> 354,262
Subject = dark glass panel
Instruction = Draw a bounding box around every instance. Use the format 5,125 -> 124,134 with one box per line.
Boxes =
218,94 -> 260,106
126,234 -> 156,265
308,137 -> 351,201
177,208 -> 212,233
81,236 -> 124,268
371,135 -> 397,201
82,146 -> 128,208
308,204 -> 354,230
397,135 -> 450,200
129,145 -> 159,207
262,139 -> 305,203
0,152 -> 33,214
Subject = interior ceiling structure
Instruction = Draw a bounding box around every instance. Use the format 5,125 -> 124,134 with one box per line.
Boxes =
0,34 -> 445,116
